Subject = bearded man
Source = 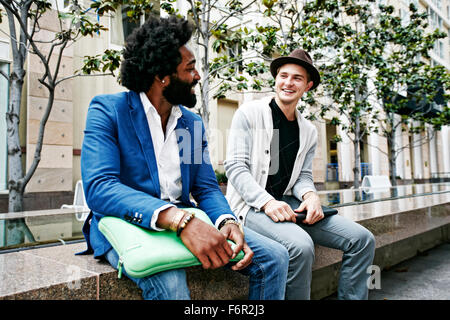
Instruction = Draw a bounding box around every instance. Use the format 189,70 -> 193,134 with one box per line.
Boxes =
78,15 -> 288,300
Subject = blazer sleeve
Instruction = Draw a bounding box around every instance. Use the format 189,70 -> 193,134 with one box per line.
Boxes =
81,96 -> 170,230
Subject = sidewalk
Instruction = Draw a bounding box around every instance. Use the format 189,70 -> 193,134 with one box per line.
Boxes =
368,242 -> 450,300
324,242 -> 450,300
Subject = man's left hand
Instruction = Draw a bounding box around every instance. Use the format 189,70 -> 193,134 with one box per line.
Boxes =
295,192 -> 324,225
220,223 -> 253,271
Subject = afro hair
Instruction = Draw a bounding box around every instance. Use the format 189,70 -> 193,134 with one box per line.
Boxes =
119,15 -> 194,93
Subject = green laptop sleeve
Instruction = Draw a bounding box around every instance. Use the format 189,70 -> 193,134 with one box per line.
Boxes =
98,207 -> 244,279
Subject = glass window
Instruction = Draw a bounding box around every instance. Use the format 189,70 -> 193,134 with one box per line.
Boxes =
433,0 -> 442,10
399,8 -> 410,26
110,5 -> 149,47
429,7 -> 443,31
50,0 -> 70,11
433,40 -> 444,59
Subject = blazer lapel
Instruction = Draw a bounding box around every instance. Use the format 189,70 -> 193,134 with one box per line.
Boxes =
128,91 -> 161,197
175,113 -> 192,205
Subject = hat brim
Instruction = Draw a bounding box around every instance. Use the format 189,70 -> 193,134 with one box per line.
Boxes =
270,56 -> 320,91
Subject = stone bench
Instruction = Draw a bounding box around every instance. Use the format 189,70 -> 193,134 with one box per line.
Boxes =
1,190 -> 449,300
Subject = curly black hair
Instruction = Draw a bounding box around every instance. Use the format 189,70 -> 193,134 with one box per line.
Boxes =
119,15 -> 194,92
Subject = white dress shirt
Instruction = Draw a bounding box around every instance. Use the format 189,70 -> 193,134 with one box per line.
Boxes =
140,92 -> 182,230
140,92 -> 235,231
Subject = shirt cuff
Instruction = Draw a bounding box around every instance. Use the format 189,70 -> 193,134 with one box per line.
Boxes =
214,214 -> 237,230
151,203 -> 176,231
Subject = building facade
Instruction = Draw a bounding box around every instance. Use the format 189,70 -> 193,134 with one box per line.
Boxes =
0,0 -> 448,207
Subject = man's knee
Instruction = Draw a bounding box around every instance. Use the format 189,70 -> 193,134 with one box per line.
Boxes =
349,226 -> 376,254
362,228 -> 376,252
140,269 -> 190,300
288,238 -> 315,265
269,242 -> 290,271
251,236 -> 290,275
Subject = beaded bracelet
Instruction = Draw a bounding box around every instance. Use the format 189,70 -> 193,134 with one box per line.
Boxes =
176,212 -> 195,237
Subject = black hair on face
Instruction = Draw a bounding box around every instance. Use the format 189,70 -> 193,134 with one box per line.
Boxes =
119,15 -> 194,92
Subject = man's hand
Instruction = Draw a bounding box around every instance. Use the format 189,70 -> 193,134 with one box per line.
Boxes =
157,207 -> 234,269
180,217 -> 236,269
219,223 -> 253,271
262,199 -> 297,223
295,192 -> 324,225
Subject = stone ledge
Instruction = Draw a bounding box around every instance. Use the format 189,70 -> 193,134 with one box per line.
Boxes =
0,195 -> 449,300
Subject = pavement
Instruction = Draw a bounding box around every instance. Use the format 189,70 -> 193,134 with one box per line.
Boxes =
368,242 -> 450,300
325,241 -> 450,300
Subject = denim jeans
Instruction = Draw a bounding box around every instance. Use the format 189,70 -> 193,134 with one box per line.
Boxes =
245,195 -> 376,300
105,226 -> 289,300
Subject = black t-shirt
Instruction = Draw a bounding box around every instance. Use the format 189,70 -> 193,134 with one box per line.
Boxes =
265,99 -> 300,200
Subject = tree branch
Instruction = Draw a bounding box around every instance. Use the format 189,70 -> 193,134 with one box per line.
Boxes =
209,0 -> 257,32
22,89 -> 55,187
55,71 -> 115,86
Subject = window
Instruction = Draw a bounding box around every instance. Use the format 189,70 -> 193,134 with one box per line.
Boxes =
110,5 -> 150,47
228,43 -> 243,73
0,62 -> 9,191
433,40 -> 444,59
432,0 -> 442,10
429,8 -> 443,31
51,0 -> 70,11
431,58 -> 438,67
399,8 -> 410,26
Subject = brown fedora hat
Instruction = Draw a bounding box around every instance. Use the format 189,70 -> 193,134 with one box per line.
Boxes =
270,49 -> 320,90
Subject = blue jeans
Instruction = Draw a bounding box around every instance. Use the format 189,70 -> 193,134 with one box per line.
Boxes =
105,226 -> 289,300
245,195 -> 376,300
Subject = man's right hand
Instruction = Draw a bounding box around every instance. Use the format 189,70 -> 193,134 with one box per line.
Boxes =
157,207 -> 234,269
262,199 -> 297,223
180,218 -> 235,269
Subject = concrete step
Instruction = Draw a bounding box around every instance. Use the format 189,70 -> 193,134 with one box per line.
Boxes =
0,192 -> 449,300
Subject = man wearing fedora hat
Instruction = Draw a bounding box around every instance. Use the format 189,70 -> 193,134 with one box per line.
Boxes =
224,48 -> 375,300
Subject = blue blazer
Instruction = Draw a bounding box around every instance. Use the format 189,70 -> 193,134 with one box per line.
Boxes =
79,91 -> 234,258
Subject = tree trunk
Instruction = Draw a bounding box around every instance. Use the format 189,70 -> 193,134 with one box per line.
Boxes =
352,112 -> 361,189
387,134 -> 398,187
7,70 -> 26,212
4,1 -> 31,212
353,136 -> 361,189
199,3 -> 210,134
387,111 -> 398,187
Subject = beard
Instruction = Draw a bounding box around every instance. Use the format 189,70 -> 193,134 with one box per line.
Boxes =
162,75 -> 198,109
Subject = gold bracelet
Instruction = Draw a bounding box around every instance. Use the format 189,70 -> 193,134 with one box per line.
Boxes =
223,219 -> 244,236
176,212 -> 195,237
169,210 -> 186,232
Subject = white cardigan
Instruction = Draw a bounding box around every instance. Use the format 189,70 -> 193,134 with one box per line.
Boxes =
224,95 -> 318,223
